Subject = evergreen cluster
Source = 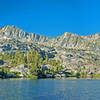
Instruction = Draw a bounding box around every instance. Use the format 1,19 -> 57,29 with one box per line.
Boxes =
0,49 -> 62,78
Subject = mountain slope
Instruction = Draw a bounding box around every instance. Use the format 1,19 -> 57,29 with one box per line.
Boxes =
0,25 -> 100,74
0,25 -> 100,53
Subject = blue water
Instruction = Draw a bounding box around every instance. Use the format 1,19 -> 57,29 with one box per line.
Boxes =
0,79 -> 100,100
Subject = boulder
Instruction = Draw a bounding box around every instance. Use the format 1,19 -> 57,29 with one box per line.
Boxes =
10,64 -> 29,77
54,74 -> 61,78
60,73 -> 66,77
46,74 -> 53,78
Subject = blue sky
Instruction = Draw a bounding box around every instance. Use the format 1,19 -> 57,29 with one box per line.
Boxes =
0,0 -> 100,37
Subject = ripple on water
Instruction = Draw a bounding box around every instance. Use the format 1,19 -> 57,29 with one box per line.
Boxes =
0,79 -> 100,100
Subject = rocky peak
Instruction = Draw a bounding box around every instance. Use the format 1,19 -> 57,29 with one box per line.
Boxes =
91,33 -> 100,39
28,32 -> 47,42
62,32 -> 79,37
0,25 -> 27,39
0,25 -> 100,53
0,26 -> 51,43
80,33 -> 100,40
0,25 -> 100,75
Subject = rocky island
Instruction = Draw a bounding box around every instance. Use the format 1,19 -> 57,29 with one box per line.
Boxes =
0,25 -> 100,79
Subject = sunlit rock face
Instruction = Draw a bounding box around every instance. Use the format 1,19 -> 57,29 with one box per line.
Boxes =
0,25 -> 100,53
0,26 -> 27,39
0,25 -> 100,55
0,25 -> 100,74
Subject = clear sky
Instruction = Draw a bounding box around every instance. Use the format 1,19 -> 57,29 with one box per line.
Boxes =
0,0 -> 100,37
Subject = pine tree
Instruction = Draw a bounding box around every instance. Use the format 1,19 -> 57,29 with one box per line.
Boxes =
45,54 -> 48,63
55,60 -> 61,73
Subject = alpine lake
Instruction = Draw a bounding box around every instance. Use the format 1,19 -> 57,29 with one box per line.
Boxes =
0,78 -> 100,100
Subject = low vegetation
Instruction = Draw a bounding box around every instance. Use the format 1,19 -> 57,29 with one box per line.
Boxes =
0,49 -> 64,79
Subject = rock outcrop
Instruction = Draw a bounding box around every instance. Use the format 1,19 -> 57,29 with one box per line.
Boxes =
0,25 -> 100,74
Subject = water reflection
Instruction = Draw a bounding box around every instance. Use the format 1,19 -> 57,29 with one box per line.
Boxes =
0,79 -> 100,100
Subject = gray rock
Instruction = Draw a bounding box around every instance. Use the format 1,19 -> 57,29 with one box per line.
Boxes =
54,74 -> 61,78
10,64 -> 29,77
46,74 -> 53,78
0,25 -> 100,75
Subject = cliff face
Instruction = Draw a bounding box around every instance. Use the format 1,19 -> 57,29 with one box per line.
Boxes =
55,32 -> 99,49
0,26 -> 27,39
0,25 -> 100,74
0,26 -> 50,42
0,25 -> 100,55
1,26 -> 100,52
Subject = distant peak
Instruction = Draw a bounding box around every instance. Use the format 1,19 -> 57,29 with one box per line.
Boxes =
62,32 -> 80,38
1,25 -> 100,38
3,25 -> 19,29
94,33 -> 100,36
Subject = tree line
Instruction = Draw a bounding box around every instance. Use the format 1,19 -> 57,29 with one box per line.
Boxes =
0,49 -> 62,78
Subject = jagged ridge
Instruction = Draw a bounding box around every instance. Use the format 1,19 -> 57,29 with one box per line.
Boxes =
0,25 -> 100,75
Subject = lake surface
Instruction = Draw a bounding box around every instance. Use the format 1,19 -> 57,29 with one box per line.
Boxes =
0,79 -> 100,100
